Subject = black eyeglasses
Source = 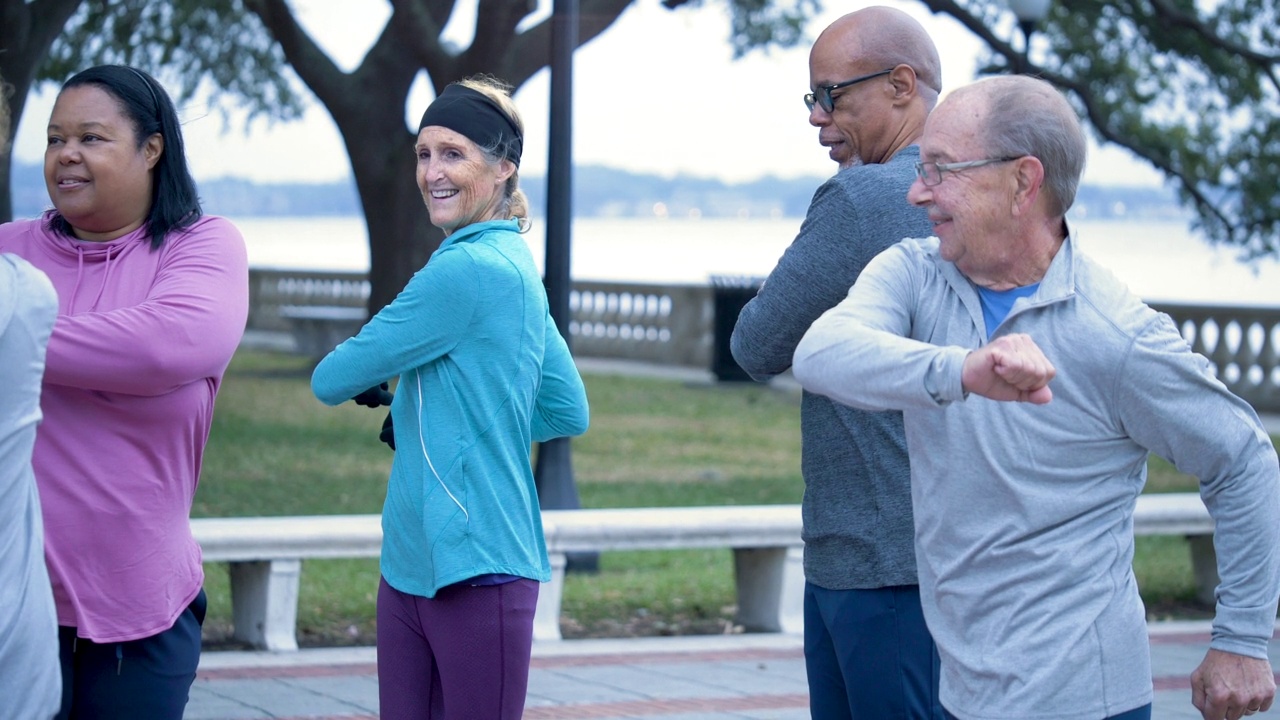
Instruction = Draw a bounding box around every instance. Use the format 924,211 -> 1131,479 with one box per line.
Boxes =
914,157 -> 1023,186
804,69 -> 894,113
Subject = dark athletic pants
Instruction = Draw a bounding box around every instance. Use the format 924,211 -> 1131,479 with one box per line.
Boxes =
377,575 -> 538,720
55,589 -> 206,720
805,581 -> 945,719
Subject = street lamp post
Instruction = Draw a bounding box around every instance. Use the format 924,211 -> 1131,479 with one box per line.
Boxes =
537,0 -> 598,572
1006,0 -> 1051,72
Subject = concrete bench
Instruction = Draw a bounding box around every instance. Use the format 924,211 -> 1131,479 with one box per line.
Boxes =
194,514 -> 381,651
538,505 -> 804,642
192,507 -> 802,651
191,493 -> 1214,652
277,305 -> 366,360
1132,492 -> 1217,605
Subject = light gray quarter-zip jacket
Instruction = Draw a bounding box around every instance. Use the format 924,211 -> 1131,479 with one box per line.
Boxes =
794,233 -> 1280,720
0,254 -> 61,719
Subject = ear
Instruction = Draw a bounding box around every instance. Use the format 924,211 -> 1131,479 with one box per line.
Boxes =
1010,155 -> 1044,215
887,64 -> 917,104
143,133 -> 164,170
494,158 -> 516,185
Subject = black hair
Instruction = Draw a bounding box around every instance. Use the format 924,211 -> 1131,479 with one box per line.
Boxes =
47,65 -> 201,249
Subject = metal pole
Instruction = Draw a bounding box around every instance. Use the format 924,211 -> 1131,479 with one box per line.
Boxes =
536,0 -> 597,572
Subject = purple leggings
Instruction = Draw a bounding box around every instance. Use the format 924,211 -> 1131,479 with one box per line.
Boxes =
376,575 -> 539,720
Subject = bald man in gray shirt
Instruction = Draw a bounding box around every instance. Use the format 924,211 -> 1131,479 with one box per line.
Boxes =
730,7 -> 945,719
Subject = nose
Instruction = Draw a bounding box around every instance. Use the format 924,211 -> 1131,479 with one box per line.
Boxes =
416,157 -> 440,185
906,176 -> 930,207
55,140 -> 80,164
808,104 -> 830,128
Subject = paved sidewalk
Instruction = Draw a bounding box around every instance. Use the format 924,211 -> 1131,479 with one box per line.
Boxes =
188,622 -> 1280,719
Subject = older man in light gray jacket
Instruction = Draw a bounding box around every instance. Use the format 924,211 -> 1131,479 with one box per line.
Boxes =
794,74 -> 1280,720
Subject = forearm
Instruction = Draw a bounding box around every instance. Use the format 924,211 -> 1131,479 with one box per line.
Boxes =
794,318 -> 969,411
313,254 -> 475,405
42,226 -> 248,395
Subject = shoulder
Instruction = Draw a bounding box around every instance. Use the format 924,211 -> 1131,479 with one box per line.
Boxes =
160,215 -> 247,262
809,149 -> 929,237
162,215 -> 245,249
0,254 -> 57,328
1073,254 -> 1168,338
415,241 -> 484,294
0,217 -> 45,245
450,225 -> 530,270
176,215 -> 243,240
872,236 -> 941,272
826,146 -> 920,196
1073,250 -> 1152,320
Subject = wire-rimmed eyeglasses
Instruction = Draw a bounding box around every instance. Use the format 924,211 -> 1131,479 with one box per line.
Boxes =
804,69 -> 894,113
914,157 -> 1023,186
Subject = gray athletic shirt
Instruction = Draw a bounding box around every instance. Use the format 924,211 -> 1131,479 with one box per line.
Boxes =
730,146 -> 934,590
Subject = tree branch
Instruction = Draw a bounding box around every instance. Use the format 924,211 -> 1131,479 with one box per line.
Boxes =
504,0 -> 634,88
387,0 -> 457,86
242,0 -> 347,107
1037,66 -> 1235,234
1147,0 -> 1280,65
464,0 -> 536,74
917,0 -> 1235,234
1,0 -> 84,82
1145,0 -> 1280,95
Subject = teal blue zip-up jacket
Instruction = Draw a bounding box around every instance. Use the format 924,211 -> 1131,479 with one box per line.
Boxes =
312,219 -> 589,598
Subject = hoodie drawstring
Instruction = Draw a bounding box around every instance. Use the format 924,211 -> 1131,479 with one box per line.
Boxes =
89,244 -> 116,312
67,246 -> 86,312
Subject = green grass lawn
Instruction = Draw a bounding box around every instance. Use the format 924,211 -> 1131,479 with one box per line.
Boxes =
196,349 -> 1225,647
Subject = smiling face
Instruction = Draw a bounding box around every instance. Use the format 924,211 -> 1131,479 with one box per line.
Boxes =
906,92 -> 1021,283
415,126 -> 513,236
44,84 -> 162,242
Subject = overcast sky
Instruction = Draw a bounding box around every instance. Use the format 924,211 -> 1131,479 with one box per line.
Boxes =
11,0 -> 1167,188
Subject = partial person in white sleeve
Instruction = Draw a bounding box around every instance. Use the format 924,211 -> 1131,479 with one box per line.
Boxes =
792,74 -> 1280,720
0,70 -> 62,720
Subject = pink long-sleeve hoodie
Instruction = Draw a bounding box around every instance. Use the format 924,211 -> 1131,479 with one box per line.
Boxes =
0,213 -> 248,642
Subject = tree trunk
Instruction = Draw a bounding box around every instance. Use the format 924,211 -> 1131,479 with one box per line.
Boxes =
347,132 -> 439,315
1,0 -> 86,222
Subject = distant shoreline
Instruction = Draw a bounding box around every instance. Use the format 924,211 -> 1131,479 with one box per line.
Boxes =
9,160 -> 1183,224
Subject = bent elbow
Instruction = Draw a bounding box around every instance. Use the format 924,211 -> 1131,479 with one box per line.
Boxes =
791,336 -> 823,391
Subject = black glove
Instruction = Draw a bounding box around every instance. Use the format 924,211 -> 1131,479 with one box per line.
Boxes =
379,411 -> 396,451
352,382 -> 393,408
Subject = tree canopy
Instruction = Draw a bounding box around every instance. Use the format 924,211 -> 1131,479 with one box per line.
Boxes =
3,0 -> 1278,301
4,0 -> 820,309
918,0 -> 1280,259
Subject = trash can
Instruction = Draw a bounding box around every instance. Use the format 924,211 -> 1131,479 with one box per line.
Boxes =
709,275 -> 764,382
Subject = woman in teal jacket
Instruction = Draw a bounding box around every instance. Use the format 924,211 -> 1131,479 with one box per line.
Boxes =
311,76 -> 589,720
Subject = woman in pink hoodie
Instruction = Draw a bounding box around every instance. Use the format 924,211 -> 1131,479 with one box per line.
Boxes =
0,65 -> 248,720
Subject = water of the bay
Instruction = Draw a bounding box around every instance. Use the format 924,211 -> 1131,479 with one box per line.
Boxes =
233,215 -> 1280,308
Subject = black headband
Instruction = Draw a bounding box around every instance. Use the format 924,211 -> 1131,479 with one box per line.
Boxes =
418,84 -> 522,168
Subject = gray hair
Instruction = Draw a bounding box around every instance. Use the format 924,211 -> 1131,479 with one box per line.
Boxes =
460,76 -> 531,232
964,76 -> 1086,216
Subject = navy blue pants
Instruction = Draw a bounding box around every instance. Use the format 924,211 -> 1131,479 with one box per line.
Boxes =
944,703 -> 1151,720
54,589 -> 205,720
805,582 -> 944,719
